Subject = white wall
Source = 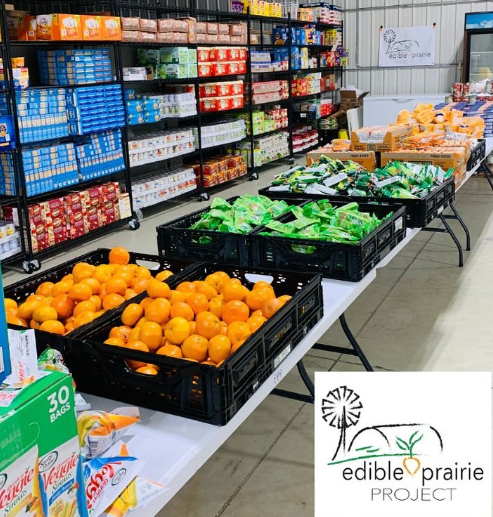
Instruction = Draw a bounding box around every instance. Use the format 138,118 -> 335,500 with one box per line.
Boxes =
342,0 -> 493,94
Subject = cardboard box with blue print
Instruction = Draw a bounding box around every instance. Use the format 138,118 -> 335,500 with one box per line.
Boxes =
0,116 -> 16,151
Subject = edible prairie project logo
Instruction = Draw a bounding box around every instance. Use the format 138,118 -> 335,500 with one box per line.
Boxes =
314,373 -> 492,517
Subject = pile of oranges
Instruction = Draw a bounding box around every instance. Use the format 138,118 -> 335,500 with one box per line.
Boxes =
104,271 -> 292,374
4,247 -> 174,336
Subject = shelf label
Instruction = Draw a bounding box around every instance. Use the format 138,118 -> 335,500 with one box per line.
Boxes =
274,343 -> 292,369
394,217 -> 404,231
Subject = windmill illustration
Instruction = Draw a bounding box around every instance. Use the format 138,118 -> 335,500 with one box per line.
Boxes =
321,386 -> 363,461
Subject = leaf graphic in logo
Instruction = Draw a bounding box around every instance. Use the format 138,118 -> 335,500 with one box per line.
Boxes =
396,437 -> 409,452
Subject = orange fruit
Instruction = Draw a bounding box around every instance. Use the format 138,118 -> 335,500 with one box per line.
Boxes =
253,281 -> 275,292
157,344 -> 183,358
125,289 -> 137,300
39,297 -> 54,307
136,316 -> 148,328
131,276 -> 150,294
4,298 -> 17,310
32,305 -> 56,324
114,271 -> 135,288
89,295 -> 102,312
93,264 -> 112,284
39,320 -> 65,335
209,296 -> 225,319
136,365 -> 158,375
36,282 -> 54,297
106,277 -> 127,296
169,290 -> 188,305
73,300 -> 97,318
103,293 -> 125,311
104,337 -> 126,347
147,279 -> 170,299
125,340 -> 150,370
18,301 -> 41,320
99,284 -> 108,299
140,297 -> 153,310
80,277 -> 101,295
26,294 -> 45,304
195,312 -> 221,339
193,281 -> 217,300
145,298 -> 171,324
62,274 -> 73,282
227,321 -> 251,351
182,334 -> 209,362
65,322 -> 74,333
165,316 -> 191,345
251,309 -> 263,318
219,277 -> 240,294
121,303 -> 144,327
68,283 -> 92,302
30,320 -> 40,329
109,246 -> 130,265
170,302 -> 194,321
73,311 -> 96,329
139,322 -> 163,351
246,288 -> 274,311
110,325 -> 132,342
176,281 -> 195,293
208,335 -> 232,363
136,266 -> 152,279
188,320 -> 196,334
6,306 -> 18,318
128,327 -> 141,342
222,282 -> 249,302
155,270 -> 173,282
222,300 -> 249,324
219,321 -> 228,335
278,295 -> 292,305
51,295 -> 75,319
7,314 -> 27,327
51,281 -> 72,297
262,298 -> 283,319
186,293 -> 209,315
73,263 -> 94,284
205,272 -> 228,292
202,360 -> 217,366
247,314 -> 267,333
114,265 -> 134,276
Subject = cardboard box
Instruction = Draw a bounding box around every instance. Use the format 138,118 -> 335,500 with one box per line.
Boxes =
380,150 -> 465,172
306,150 -> 377,170
351,126 -> 412,152
37,14 -> 82,41
80,15 -> 102,40
0,372 -> 83,517
100,16 -> 121,41
340,90 -> 369,110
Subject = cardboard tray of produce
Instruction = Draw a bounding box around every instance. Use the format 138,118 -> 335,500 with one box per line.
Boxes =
6,248 -> 194,340
250,200 -> 406,281
56,263 -> 323,426
258,177 -> 455,228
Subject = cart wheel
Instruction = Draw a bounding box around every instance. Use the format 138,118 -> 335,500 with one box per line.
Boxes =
22,260 -> 39,274
288,158 -> 295,165
199,192 -> 210,201
129,218 -> 140,231
249,172 -> 259,181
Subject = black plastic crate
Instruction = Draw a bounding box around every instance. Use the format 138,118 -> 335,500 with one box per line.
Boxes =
467,139 -> 486,171
251,201 -> 407,281
259,178 -> 455,228
59,263 -> 323,425
156,196 -> 301,266
6,248 -> 194,336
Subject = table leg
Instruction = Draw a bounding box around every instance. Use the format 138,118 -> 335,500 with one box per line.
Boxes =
272,313 -> 374,402
446,202 -> 471,251
422,214 -> 464,267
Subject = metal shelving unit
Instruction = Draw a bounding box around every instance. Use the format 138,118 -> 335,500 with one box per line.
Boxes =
0,0 -> 345,271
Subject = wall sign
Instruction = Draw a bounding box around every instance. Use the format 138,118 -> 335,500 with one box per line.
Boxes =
379,25 -> 436,67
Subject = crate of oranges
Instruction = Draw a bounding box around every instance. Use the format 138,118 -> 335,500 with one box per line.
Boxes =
4,247 -> 194,345
68,263 -> 323,425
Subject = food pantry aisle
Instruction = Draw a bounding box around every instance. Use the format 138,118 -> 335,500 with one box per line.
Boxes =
4,168 -> 493,517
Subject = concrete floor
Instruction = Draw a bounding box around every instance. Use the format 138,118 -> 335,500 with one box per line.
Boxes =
4,162 -> 493,517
